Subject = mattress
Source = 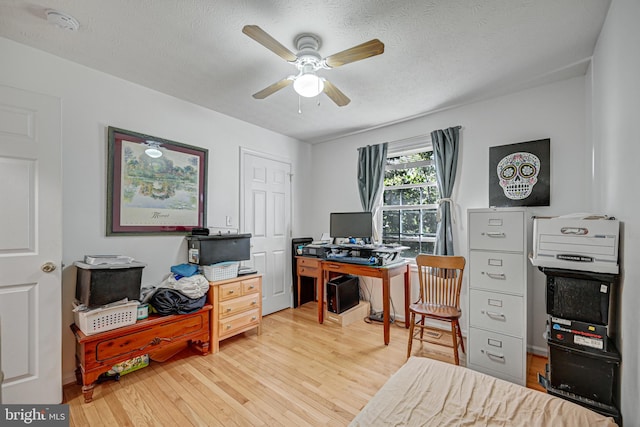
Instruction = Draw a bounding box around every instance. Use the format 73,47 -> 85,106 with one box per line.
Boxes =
350,356 -> 617,427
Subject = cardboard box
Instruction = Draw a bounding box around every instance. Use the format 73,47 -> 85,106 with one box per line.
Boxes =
324,301 -> 370,327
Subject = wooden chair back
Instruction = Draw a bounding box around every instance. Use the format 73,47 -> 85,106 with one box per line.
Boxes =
415,254 -> 465,309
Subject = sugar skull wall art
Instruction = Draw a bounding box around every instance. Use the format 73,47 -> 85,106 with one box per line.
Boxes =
489,139 -> 550,207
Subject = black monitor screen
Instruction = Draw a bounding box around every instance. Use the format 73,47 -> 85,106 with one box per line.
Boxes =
330,212 -> 373,239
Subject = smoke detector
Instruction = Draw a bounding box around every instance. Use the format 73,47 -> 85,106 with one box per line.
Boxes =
46,10 -> 79,31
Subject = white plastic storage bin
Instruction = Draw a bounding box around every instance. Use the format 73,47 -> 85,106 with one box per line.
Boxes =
203,261 -> 239,282
74,301 -> 139,335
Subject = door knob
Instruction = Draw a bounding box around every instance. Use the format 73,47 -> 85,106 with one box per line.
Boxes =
41,262 -> 57,273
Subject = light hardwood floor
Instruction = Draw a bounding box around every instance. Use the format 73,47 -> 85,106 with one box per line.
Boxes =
64,303 -> 548,426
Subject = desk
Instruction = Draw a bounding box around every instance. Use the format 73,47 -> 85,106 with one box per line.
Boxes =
320,260 -> 410,345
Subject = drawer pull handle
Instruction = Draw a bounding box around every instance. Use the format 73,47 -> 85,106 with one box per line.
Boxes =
483,310 -> 506,320
486,272 -> 506,280
226,324 -> 232,329
486,232 -> 506,238
251,301 -> 257,305
226,308 -> 232,312
139,337 -> 172,351
248,285 -> 255,289
228,290 -> 235,294
251,316 -> 257,321
482,350 -> 505,361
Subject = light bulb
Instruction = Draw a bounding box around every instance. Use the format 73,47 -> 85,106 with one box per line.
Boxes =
145,147 -> 162,158
293,73 -> 324,98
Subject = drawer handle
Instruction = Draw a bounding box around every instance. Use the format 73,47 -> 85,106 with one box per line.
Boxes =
482,350 -> 505,361
251,316 -> 257,321
483,310 -> 506,320
248,285 -> 255,289
486,232 -> 506,238
138,337 -> 172,351
228,290 -> 235,294
486,272 -> 506,280
251,300 -> 257,305
226,324 -> 232,329
226,308 -> 232,312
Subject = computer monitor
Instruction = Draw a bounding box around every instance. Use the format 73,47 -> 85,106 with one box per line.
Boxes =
330,212 -> 373,240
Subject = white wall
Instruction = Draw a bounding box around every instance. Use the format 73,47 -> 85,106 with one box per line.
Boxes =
0,37 -> 312,384
311,76 -> 590,355
591,0 -> 640,422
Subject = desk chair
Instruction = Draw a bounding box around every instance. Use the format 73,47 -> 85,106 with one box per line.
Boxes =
407,254 -> 466,365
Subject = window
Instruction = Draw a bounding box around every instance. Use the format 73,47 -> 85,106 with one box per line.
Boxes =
381,144 -> 439,258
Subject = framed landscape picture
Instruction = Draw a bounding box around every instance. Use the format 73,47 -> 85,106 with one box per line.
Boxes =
106,126 -> 208,235
489,138 -> 550,207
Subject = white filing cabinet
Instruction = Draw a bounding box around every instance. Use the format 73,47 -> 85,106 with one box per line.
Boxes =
467,207 -> 530,385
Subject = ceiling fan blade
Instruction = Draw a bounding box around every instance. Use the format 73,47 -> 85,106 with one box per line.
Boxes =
323,80 -> 351,107
324,39 -> 384,68
242,25 -> 297,62
252,78 -> 293,99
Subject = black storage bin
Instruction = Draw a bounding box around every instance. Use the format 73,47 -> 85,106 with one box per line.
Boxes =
75,261 -> 145,307
542,267 -> 617,325
327,275 -> 359,314
548,339 -> 620,406
186,234 -> 251,265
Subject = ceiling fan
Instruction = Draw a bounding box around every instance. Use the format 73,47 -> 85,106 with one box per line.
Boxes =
242,25 -> 384,107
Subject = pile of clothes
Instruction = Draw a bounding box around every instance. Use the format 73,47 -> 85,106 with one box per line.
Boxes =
141,264 -> 209,315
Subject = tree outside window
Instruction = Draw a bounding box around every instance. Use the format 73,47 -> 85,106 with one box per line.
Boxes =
382,150 -> 438,258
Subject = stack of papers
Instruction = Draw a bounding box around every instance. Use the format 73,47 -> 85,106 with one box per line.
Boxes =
83,255 -> 135,265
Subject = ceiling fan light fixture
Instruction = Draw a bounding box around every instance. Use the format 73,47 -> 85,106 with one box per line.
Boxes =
144,141 -> 163,158
293,73 -> 324,98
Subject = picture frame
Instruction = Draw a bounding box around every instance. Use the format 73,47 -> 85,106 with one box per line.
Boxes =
488,138 -> 550,207
106,126 -> 208,235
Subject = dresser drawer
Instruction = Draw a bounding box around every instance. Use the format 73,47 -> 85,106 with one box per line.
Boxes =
219,282 -> 243,301
242,277 -> 261,294
219,293 -> 260,318
469,251 -> 525,295
95,314 -> 207,362
469,211 -> 524,252
469,289 -> 524,337
468,327 -> 524,382
219,308 -> 260,336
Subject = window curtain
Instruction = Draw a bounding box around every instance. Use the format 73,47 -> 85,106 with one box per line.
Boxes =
357,142 -> 388,243
431,126 -> 461,255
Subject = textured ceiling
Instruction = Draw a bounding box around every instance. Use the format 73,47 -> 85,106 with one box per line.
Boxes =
0,0 -> 610,143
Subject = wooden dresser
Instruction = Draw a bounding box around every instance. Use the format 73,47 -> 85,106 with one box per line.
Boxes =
467,207 -> 530,386
208,274 -> 262,353
71,305 -> 212,402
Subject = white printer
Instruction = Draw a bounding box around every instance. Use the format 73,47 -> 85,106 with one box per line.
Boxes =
530,214 -> 619,274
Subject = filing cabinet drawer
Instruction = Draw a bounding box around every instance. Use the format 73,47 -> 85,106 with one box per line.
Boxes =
468,327 -> 524,383
469,211 -> 524,252
469,289 -> 524,337
469,251 -> 525,295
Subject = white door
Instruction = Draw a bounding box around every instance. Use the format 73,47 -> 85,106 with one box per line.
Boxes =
241,149 -> 292,315
0,85 -> 62,403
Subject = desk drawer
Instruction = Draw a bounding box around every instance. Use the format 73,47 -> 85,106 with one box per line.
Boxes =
219,309 -> 260,336
298,257 -> 321,268
469,211 -> 524,252
469,289 -> 524,337
469,251 -> 524,295
219,293 -> 260,318
298,266 -> 319,277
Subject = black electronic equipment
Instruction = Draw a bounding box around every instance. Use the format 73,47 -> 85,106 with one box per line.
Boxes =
190,227 -> 210,236
330,212 -> 373,241
326,275 -> 359,314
